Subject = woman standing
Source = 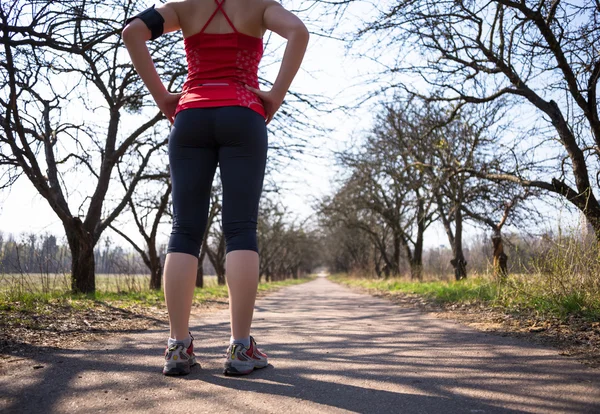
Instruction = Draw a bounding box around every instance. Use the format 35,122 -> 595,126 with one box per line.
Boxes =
122,0 -> 308,376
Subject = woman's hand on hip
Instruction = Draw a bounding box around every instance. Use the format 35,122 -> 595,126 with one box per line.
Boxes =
156,92 -> 182,124
245,85 -> 284,125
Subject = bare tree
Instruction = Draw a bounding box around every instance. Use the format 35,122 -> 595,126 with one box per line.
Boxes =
203,183 -> 226,285
109,166 -> 171,290
319,185 -> 385,276
461,193 -> 528,280
320,94 -> 530,280
258,198 -> 321,280
196,199 -> 219,288
388,99 -> 526,280
315,0 -> 600,240
0,0 -> 186,292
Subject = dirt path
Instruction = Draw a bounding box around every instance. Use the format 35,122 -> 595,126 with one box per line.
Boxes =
1,276 -> 599,413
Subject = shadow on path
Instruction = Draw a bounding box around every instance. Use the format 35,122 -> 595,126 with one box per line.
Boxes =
1,278 -> 599,413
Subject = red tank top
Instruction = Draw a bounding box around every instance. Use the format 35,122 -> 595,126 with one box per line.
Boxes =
174,0 -> 266,118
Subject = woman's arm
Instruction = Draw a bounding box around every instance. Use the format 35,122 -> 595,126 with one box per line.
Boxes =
122,3 -> 181,123
246,2 -> 309,124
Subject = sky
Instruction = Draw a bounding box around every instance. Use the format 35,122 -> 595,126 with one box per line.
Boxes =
0,0 -> 381,247
0,0 -> 583,250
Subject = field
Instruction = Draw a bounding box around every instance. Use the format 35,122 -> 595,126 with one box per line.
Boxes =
0,272 -> 312,309
0,272 -> 220,295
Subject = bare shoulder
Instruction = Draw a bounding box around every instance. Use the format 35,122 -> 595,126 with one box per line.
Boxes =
162,0 -> 193,13
261,0 -> 283,13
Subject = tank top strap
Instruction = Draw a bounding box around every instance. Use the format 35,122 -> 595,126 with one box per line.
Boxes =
199,0 -> 239,34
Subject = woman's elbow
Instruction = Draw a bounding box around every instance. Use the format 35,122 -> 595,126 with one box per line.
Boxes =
291,23 -> 309,44
122,23 -> 144,44
122,24 -> 135,43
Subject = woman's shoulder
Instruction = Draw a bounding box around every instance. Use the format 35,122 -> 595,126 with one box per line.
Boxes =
164,0 -> 279,20
165,0 -> 275,11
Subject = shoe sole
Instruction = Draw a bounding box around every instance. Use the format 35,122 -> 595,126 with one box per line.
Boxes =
163,357 -> 198,376
223,361 -> 268,376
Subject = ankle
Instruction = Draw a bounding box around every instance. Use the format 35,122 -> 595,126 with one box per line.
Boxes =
230,336 -> 250,348
168,334 -> 192,348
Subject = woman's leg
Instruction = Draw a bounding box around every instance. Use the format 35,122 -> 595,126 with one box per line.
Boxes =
216,107 -> 268,342
165,109 -> 218,341
225,250 -> 259,340
163,253 -> 198,340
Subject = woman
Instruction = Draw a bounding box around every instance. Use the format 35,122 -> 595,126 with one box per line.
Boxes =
122,0 -> 308,376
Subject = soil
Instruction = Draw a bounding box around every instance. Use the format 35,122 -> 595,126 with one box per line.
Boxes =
0,299 -> 227,366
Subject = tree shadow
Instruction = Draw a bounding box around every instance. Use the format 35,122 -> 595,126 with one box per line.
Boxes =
1,279 -> 599,413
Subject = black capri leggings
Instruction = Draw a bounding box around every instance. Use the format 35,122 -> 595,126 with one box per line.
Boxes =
167,106 -> 268,257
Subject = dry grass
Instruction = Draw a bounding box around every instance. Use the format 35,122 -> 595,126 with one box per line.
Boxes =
0,272 -> 220,297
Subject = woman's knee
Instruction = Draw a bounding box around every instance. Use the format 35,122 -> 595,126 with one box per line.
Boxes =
223,223 -> 258,253
167,225 -> 204,257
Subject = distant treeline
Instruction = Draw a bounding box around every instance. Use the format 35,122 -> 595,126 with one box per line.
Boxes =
0,232 -> 216,275
321,228 -> 595,280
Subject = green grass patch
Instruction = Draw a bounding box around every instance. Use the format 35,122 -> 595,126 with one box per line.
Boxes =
329,274 -> 600,321
0,275 -> 313,314
330,274 -> 497,304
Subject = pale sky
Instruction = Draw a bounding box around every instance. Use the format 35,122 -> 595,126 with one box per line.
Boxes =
0,0 -> 581,250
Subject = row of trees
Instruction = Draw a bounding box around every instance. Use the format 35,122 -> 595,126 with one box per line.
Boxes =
1,0 -> 321,293
0,195 -> 323,285
314,0 -> 600,279
319,100 -> 531,280
0,231 -> 197,276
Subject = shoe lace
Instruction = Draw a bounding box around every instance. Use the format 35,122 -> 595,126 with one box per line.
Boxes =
168,343 -> 184,352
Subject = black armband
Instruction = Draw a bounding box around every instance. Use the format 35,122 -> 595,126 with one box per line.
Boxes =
124,5 -> 164,41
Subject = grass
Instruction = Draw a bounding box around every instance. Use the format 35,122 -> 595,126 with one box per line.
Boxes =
329,273 -> 600,321
330,276 -> 498,303
0,273 -> 314,313
0,273 -> 194,294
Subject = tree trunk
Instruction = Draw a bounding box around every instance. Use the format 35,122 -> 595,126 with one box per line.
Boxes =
491,231 -> 508,282
409,259 -> 422,281
582,208 -> 600,243
196,244 -> 207,288
206,235 -> 226,286
148,245 -> 162,290
215,250 -> 226,286
392,231 -> 401,275
450,254 -> 467,281
412,199 -> 425,281
65,218 -> 95,294
196,259 -> 204,288
215,263 -> 226,285
451,197 -> 467,281
374,250 -> 383,278
149,263 -> 162,291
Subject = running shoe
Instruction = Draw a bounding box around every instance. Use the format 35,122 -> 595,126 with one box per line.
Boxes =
223,336 -> 268,376
163,335 -> 198,376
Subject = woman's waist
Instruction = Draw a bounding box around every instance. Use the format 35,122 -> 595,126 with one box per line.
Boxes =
179,79 -> 263,105
182,76 -> 258,91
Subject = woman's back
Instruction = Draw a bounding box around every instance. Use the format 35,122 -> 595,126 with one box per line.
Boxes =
172,0 -> 269,118
122,0 -> 308,123
172,0 -> 269,40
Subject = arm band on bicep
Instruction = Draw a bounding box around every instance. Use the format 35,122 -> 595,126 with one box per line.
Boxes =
124,5 -> 165,41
